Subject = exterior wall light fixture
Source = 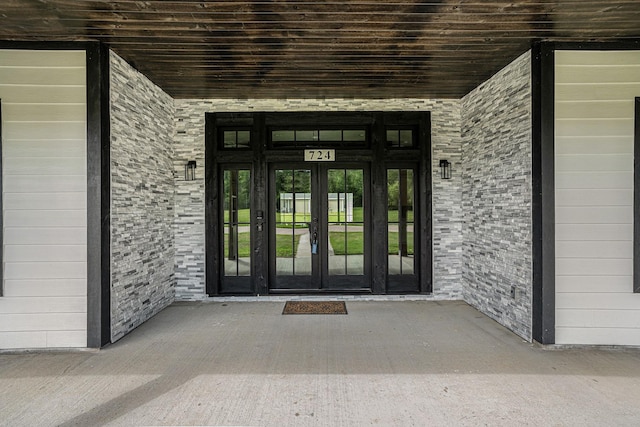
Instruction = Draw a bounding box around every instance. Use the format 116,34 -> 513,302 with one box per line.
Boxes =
439,159 -> 451,179
185,160 -> 197,181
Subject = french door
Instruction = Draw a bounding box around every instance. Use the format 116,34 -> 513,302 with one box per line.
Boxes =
207,111 -> 431,296
269,163 -> 371,291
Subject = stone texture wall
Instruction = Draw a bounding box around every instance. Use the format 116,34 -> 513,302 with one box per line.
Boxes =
174,99 -> 463,300
110,51 -> 176,342
460,51 -> 533,340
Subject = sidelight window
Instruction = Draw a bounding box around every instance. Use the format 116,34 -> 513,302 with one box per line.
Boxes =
223,168 -> 251,276
387,168 -> 415,275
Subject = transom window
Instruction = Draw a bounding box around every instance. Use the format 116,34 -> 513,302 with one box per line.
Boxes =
386,129 -> 416,148
270,128 -> 367,146
222,130 -> 251,149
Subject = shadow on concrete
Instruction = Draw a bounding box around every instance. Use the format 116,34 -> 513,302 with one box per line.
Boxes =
2,301 -> 640,426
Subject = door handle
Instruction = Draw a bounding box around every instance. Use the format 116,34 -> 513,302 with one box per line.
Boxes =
311,218 -> 318,255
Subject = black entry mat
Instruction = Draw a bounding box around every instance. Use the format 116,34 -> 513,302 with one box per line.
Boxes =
282,301 -> 348,315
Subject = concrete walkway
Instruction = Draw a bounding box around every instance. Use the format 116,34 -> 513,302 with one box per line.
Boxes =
2,300 -> 640,426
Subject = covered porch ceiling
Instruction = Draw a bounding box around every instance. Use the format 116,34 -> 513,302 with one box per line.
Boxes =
1,1 -> 639,99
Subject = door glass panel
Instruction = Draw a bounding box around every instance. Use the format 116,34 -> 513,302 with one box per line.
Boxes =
387,169 -> 415,275
223,169 -> 251,276
328,168 -> 364,276
275,169 -> 312,276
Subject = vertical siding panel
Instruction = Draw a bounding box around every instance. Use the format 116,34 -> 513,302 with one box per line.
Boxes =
0,49 -> 87,349
555,50 -> 640,345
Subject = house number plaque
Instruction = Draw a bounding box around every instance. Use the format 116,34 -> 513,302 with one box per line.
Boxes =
304,149 -> 335,162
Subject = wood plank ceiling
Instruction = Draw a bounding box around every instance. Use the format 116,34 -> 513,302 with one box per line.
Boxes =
1,1 -> 639,99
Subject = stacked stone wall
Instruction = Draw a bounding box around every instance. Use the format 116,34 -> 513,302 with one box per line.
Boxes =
173,99 -> 463,300
110,51 -> 176,342
461,51 -> 533,340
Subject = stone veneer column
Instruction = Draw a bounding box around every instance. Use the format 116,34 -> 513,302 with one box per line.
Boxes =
110,52 -> 176,342
461,51 -> 533,340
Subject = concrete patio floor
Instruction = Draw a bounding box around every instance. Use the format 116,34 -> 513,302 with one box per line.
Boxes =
1,300 -> 640,426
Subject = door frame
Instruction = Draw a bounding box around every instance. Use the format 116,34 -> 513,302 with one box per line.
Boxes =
205,111 -> 432,296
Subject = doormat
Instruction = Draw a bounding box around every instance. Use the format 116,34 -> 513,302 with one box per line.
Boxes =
282,301 -> 348,315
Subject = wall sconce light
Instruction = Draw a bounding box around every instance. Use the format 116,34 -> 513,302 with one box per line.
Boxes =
185,160 -> 197,181
439,159 -> 451,180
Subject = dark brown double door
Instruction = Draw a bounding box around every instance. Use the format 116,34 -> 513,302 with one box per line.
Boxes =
269,163 -> 371,292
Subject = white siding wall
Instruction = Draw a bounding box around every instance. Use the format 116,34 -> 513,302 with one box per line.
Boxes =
555,50 -> 640,345
0,50 -> 87,349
